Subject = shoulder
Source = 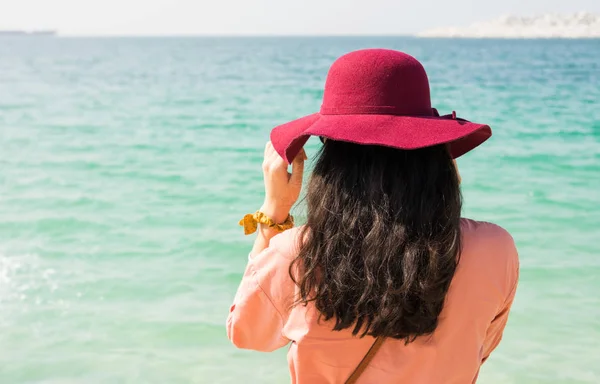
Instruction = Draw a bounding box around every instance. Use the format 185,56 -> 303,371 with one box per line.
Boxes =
461,218 -> 514,242
459,218 -> 520,294
461,218 -> 518,257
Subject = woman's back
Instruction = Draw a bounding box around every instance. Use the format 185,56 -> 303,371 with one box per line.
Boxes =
228,219 -> 518,383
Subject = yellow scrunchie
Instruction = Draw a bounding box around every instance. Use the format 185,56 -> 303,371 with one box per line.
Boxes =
239,211 -> 294,235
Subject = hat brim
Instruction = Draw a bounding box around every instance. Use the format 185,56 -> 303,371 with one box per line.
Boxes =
270,113 -> 492,163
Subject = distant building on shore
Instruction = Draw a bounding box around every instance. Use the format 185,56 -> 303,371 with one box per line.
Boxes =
417,12 -> 600,38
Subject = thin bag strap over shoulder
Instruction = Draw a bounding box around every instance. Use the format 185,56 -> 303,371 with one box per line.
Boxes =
344,337 -> 385,384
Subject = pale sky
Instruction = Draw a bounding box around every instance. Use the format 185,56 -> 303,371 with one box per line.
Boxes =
0,0 -> 598,36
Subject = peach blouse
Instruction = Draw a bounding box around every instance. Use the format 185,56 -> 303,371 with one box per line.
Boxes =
227,218 -> 519,383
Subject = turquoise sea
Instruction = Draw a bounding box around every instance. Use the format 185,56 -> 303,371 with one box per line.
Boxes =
0,37 -> 599,383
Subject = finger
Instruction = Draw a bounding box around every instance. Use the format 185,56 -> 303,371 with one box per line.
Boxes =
263,142 -> 270,168
264,141 -> 274,158
290,149 -> 307,165
290,151 -> 305,186
301,148 -> 308,161
268,144 -> 280,162
266,151 -> 282,174
282,149 -> 305,165
290,149 -> 307,176
272,154 -> 288,175
264,147 -> 287,176
263,142 -> 279,171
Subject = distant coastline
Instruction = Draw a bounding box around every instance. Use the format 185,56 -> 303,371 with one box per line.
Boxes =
0,30 -> 57,36
418,12 -> 600,39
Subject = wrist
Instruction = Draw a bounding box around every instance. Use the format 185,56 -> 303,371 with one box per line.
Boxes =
260,203 -> 291,224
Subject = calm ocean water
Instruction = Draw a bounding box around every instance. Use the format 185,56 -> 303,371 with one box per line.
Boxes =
0,37 -> 599,383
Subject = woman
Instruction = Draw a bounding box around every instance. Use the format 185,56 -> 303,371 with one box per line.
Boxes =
227,49 -> 519,384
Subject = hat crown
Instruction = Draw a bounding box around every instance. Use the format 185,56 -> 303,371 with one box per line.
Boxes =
320,49 -> 432,116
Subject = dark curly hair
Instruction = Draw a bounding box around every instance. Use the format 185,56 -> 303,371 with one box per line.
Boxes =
290,140 -> 462,342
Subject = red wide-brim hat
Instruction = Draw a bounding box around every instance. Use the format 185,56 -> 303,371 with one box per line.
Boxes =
271,49 -> 492,163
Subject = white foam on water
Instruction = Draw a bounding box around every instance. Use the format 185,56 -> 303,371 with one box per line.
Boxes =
0,252 -> 57,306
417,12 -> 600,38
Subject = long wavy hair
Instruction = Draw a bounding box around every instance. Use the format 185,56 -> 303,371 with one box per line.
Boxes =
290,140 -> 462,342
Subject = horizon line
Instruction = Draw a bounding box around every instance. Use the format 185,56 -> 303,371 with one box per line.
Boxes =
41,33 -> 419,38
3,34 -> 599,40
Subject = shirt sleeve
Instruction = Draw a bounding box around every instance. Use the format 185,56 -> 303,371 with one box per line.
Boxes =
226,239 -> 296,352
481,277 -> 518,363
481,234 -> 520,363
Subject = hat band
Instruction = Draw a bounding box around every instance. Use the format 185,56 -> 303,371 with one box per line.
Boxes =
320,106 -> 465,122
320,105 -> 434,116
